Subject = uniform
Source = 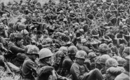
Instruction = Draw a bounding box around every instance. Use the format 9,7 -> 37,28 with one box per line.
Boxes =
21,58 -> 37,80
115,72 -> 130,80
70,62 -> 89,80
8,41 -> 25,67
61,56 -> 73,76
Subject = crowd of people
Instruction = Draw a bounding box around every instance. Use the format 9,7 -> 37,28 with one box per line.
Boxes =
0,0 -> 129,80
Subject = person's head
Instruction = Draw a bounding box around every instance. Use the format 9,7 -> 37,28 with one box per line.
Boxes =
17,23 -> 26,31
75,50 -> 87,65
37,31 -> 42,38
0,23 -> 4,35
9,33 -> 16,42
45,37 -> 53,44
21,29 -> 29,36
55,51 -> 64,64
113,56 -> 126,67
88,52 -> 97,62
68,46 -> 78,60
105,58 -> 118,70
99,43 -> 110,54
81,38 -> 87,45
106,67 -> 123,80
14,33 -> 23,46
96,54 -> 110,69
38,48 -> 53,65
32,27 -> 37,33
1,18 -> 8,25
119,29 -> 124,34
79,29 -> 84,35
59,46 -> 68,55
26,45 -> 39,61
122,47 -> 130,58
117,58 -> 126,67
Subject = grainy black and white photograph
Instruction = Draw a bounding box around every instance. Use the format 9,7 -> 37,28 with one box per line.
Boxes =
0,0 -> 129,80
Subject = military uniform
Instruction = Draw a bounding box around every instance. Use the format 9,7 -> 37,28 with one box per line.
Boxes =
21,58 -> 37,80
70,62 -> 89,80
8,41 -> 25,67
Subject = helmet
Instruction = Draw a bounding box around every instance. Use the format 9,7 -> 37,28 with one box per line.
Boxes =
59,10 -> 64,13
55,51 -> 64,58
99,43 -> 109,53
68,46 -> 78,54
70,10 -> 74,13
26,45 -> 39,55
79,29 -> 84,33
117,58 -> 126,66
18,23 -> 26,30
9,33 -> 16,41
64,30 -> 69,35
88,52 -> 96,59
106,67 -> 123,76
45,37 -> 52,43
14,33 -> 23,40
113,56 -> 122,61
59,46 -> 68,54
81,38 -> 87,43
105,58 -> 118,67
21,29 -> 29,35
99,54 -> 111,64
38,48 -> 53,60
63,18 -> 67,22
125,55 -> 130,60
123,47 -> 130,55
66,41 -> 72,46
75,50 -> 87,59
2,14 -> 7,17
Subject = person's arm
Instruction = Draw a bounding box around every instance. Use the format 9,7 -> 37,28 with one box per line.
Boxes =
0,55 -> 12,74
6,62 -> 20,72
0,43 -> 7,52
10,44 -> 25,54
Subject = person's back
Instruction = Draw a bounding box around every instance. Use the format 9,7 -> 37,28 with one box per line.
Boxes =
115,56 -> 130,80
37,64 -> 54,80
70,62 -> 88,80
115,72 -> 130,80
21,58 -> 37,80
62,56 -> 73,76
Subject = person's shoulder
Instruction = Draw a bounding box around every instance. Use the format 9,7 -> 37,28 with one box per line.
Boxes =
62,57 -> 73,66
63,57 -> 72,62
24,58 -> 34,65
115,73 -> 130,80
8,41 -> 15,45
71,62 -> 79,69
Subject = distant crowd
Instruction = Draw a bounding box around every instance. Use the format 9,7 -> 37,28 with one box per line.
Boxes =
0,0 -> 129,80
